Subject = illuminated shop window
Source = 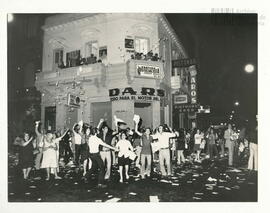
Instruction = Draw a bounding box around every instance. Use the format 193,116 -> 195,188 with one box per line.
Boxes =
85,41 -> 98,58
135,37 -> 149,54
53,48 -> 63,67
172,67 -> 181,76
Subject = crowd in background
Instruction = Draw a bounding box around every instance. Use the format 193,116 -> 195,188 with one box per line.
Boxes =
12,115 -> 258,188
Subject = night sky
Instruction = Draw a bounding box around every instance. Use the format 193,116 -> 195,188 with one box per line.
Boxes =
9,13 -> 258,125
166,13 -> 257,123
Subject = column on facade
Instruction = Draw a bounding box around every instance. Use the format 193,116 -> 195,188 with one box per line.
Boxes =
152,100 -> 161,128
41,104 -> 45,129
56,103 -> 66,130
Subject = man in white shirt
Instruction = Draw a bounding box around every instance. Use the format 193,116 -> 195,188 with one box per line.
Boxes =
224,124 -> 234,166
151,125 -> 176,177
88,127 -> 115,188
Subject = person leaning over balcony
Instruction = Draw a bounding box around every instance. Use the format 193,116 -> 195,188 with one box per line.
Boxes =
151,124 -> 176,177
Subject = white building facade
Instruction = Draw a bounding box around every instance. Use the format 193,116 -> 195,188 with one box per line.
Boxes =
35,13 -> 188,131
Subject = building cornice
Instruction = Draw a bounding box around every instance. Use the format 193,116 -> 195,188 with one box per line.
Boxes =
158,14 -> 188,58
42,13 -> 158,33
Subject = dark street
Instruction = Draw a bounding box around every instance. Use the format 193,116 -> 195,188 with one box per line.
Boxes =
8,153 -> 257,202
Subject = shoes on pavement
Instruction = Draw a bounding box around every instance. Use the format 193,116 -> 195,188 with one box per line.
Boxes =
97,184 -> 107,188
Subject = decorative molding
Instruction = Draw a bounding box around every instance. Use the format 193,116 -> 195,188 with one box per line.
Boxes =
48,36 -> 67,48
80,28 -> 101,41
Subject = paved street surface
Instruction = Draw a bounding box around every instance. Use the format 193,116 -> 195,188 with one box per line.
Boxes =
8,153 -> 257,202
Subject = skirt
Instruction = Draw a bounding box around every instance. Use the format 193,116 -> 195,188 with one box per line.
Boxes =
41,149 -> 57,168
193,144 -> 201,151
118,156 -> 130,166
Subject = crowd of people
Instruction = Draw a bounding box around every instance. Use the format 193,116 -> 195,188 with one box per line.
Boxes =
12,115 -> 258,188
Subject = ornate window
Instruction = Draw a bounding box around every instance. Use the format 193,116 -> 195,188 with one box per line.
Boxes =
134,37 -> 149,54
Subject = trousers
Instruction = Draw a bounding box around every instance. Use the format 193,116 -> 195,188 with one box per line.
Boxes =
159,148 -> 171,176
248,143 -> 258,171
140,154 -> 151,176
100,151 -> 111,179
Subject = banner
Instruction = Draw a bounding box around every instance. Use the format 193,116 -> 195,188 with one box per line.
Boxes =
172,58 -> 196,68
136,64 -> 162,79
174,94 -> 188,104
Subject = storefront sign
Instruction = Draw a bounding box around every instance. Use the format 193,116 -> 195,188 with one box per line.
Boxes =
190,67 -> 197,104
172,58 -> 196,68
67,93 -> 80,107
136,65 -> 162,79
109,87 -> 165,102
174,94 -> 188,104
174,104 -> 200,113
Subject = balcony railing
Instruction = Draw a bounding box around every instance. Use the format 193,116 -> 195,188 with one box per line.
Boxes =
36,62 -> 106,85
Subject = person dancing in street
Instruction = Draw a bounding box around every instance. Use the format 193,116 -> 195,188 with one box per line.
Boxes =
13,132 -> 34,180
175,128 -> 186,165
72,121 -> 83,166
224,124 -> 235,167
115,131 -> 134,183
87,127 -> 116,188
194,129 -> 203,162
134,120 -> 153,179
151,125 -> 176,177
97,118 -> 118,181
81,124 -> 91,177
41,129 -> 69,180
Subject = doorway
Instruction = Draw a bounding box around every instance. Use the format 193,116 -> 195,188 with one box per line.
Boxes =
134,102 -> 152,128
45,106 -> 56,132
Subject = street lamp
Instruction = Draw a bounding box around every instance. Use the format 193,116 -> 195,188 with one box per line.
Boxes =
244,64 -> 255,73
234,101 -> 239,106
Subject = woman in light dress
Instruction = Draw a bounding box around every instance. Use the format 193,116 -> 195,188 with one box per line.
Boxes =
41,129 -> 68,180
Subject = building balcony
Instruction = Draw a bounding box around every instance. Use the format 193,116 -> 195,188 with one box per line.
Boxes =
35,62 -> 106,87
